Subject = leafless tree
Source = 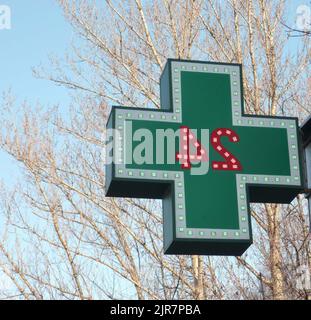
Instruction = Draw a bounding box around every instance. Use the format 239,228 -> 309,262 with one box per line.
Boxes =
0,0 -> 310,300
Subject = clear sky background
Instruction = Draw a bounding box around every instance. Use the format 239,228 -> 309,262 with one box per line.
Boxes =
0,0 -> 309,184
0,0 -> 309,299
0,0 -> 73,184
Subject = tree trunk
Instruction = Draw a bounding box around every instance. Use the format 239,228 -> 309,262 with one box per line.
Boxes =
267,204 -> 285,300
192,255 -> 205,299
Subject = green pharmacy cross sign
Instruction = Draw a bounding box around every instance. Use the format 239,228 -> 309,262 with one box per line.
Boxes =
106,59 -> 304,256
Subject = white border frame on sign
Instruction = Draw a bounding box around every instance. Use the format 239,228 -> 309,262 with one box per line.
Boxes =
109,60 -> 302,241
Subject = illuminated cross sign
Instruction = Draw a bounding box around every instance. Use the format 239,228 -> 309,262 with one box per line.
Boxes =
106,59 -> 304,256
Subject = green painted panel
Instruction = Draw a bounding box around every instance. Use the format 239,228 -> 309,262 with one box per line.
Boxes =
106,59 -> 303,256
128,71 -> 291,229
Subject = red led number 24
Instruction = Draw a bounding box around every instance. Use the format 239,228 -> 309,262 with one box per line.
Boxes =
176,127 -> 242,171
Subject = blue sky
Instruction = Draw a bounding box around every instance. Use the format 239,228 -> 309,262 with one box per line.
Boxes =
0,0 -> 309,299
0,0 -> 72,104
0,0 -> 73,183
0,0 -> 309,185
0,0 -> 308,106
